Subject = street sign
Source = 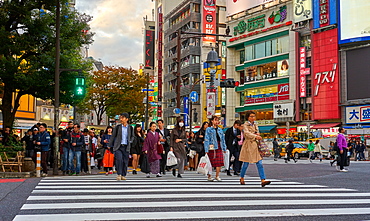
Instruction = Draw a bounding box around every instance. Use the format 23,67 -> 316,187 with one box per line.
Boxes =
190,91 -> 199,103
206,92 -> 216,118
173,108 -> 181,114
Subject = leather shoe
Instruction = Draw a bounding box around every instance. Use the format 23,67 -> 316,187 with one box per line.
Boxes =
240,177 -> 245,185
234,171 -> 239,176
226,170 -> 232,176
261,180 -> 271,187
172,169 -> 176,177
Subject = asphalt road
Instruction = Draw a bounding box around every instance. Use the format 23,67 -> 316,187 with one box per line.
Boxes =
1,158 -> 369,221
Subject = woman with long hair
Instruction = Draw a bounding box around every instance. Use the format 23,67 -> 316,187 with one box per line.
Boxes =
187,131 -> 197,171
239,111 -> 271,187
204,115 -> 227,181
131,124 -> 145,174
195,121 -> 209,162
170,119 -> 187,178
101,126 -> 113,175
142,122 -> 162,178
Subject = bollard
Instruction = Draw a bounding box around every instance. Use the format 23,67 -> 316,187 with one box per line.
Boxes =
87,152 -> 91,174
36,152 -> 41,177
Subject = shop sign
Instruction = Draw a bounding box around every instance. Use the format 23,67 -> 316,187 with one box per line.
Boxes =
233,15 -> 265,36
244,83 -> 289,104
299,47 -> 307,98
256,120 -> 275,125
294,0 -> 312,23
300,75 -> 306,98
145,30 -> 154,68
268,6 -> 288,25
319,0 -> 329,26
202,0 -> 216,44
345,105 -> 370,124
312,29 -> 340,120
277,128 -> 297,135
300,47 -> 306,69
206,92 -> 216,118
313,0 -> 336,29
273,103 -> 294,118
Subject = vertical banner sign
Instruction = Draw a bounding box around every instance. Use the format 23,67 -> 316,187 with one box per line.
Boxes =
202,0 -> 216,44
294,0 -> 313,23
157,7 -> 163,117
299,47 -> 306,98
145,30 -> 154,68
312,28 -> 340,120
319,0 -> 329,27
207,92 -> 216,118
184,97 -> 189,126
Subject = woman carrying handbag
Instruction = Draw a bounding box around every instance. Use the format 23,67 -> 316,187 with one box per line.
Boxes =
142,122 -> 162,178
239,110 -> 271,187
204,115 -> 227,182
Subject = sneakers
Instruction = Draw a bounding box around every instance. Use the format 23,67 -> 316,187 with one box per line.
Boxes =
41,173 -> 48,177
156,173 -> 162,177
69,172 -> 76,176
177,174 -> 182,178
116,175 -> 122,181
146,174 -> 150,178
214,177 -> 222,182
339,169 -> 348,172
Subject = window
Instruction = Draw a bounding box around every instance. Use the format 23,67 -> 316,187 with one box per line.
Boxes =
246,45 -> 254,61
255,42 -> 266,59
193,4 -> 200,13
244,36 -> 289,61
240,50 -> 245,64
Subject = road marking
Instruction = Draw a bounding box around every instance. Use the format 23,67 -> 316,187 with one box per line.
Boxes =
35,184 -> 325,188
13,208 -> 370,220
21,199 -> 370,210
27,192 -> 369,201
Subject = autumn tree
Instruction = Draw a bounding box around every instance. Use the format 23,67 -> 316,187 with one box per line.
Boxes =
0,0 -> 93,128
79,66 -> 147,125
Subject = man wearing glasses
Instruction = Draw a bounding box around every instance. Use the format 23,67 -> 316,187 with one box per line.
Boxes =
108,113 -> 134,181
35,123 -> 51,177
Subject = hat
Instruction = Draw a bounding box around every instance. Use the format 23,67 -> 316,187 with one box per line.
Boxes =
83,128 -> 89,133
33,128 -> 39,131
120,112 -> 130,118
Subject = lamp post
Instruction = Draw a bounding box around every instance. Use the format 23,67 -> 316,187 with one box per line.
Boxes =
205,48 -> 220,119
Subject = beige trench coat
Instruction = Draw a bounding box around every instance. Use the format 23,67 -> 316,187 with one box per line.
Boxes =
239,122 -> 262,163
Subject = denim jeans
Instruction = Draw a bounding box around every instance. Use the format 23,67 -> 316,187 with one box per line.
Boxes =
240,160 -> 266,180
68,150 -> 81,173
62,147 -> 71,172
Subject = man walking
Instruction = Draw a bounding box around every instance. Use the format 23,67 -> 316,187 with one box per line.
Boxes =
337,127 -> 349,172
225,120 -> 242,176
35,123 -> 51,177
108,113 -> 135,181
156,119 -> 171,175
68,124 -> 85,176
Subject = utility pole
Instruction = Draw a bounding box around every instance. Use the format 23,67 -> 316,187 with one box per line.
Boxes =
53,0 -> 61,175
176,29 -> 181,109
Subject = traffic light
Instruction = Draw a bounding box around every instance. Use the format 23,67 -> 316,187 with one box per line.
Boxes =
75,76 -> 86,97
220,78 -> 239,88
193,112 -> 198,122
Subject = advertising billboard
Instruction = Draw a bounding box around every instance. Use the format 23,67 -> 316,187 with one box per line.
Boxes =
226,0 -> 273,17
312,0 -> 337,29
345,105 -> 370,124
312,28 -> 340,120
339,0 -> 370,44
145,30 -> 154,68
202,0 -> 216,44
293,0 -> 312,23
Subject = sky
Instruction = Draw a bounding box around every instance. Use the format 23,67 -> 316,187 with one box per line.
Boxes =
75,0 -> 155,69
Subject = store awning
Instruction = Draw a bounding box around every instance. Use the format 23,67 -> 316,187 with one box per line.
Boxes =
311,123 -> 340,129
258,125 -> 276,133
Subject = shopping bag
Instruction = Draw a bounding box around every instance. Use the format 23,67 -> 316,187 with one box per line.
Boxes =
166,151 -> 178,166
103,150 -> 114,168
157,143 -> 164,154
223,149 -> 230,169
90,157 -> 95,166
141,154 -> 151,173
197,154 -> 212,175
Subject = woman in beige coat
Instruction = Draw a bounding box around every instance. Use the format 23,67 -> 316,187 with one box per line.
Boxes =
239,110 -> 271,187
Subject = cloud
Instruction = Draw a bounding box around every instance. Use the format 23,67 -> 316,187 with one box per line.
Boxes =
75,0 -> 154,69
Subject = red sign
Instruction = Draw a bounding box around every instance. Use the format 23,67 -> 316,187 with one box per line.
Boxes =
278,83 -> 289,96
244,83 -> 289,104
145,30 -> 154,68
319,0 -> 329,27
203,0 -> 216,44
312,28 -> 340,120
277,128 -> 297,135
157,8 -> 163,117
300,75 -> 306,98
299,47 -> 306,69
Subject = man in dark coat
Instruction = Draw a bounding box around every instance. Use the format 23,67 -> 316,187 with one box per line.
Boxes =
225,120 -> 242,176
156,119 -> 171,175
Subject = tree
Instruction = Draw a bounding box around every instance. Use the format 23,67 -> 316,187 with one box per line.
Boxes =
0,0 -> 93,128
79,66 -> 147,125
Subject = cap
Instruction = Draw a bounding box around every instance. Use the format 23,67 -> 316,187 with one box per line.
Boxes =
120,112 -> 130,118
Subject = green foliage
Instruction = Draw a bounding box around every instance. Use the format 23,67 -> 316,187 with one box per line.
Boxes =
0,0 -> 94,127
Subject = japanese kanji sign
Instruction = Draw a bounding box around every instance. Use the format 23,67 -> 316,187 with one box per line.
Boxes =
345,105 -> 370,124
273,103 -> 294,118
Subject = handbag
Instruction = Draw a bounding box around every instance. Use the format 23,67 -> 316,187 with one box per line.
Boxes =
141,154 -> 151,173
223,149 -> 230,169
197,154 -> 212,175
103,150 -> 114,168
166,151 -> 178,166
190,142 -> 203,153
157,143 -> 164,154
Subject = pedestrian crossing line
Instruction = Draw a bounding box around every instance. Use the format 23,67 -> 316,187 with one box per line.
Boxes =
28,192 -> 370,201
31,187 -> 355,194
13,207 -> 370,220
37,181 -> 301,185
20,198 -> 370,210
35,184 -> 326,188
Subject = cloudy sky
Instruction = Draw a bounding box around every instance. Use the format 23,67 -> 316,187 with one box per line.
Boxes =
75,0 -> 155,69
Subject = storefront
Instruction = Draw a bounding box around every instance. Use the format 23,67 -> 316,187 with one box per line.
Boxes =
227,1 -> 294,131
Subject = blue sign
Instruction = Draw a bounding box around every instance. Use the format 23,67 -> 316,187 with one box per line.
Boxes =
184,97 -> 189,126
173,108 -> 181,114
190,91 -> 199,103
312,0 -> 337,29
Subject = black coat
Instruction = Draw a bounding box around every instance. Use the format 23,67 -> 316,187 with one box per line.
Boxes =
225,127 -> 241,152
156,128 -> 171,152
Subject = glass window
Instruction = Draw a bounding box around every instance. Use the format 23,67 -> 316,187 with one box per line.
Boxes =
266,40 -> 272,57
240,50 -> 245,64
278,36 -> 289,54
255,42 -> 265,59
246,45 -> 254,61
271,39 -> 277,55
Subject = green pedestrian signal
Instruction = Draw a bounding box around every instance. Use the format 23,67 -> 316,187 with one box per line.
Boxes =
75,76 -> 86,97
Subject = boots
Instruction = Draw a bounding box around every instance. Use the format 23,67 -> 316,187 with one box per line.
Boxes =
240,177 -> 245,185
226,170 -> 232,176
261,179 -> 271,187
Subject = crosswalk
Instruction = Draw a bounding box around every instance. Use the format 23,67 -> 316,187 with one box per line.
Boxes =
13,172 -> 370,220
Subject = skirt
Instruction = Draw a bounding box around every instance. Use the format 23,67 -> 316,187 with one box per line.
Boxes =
208,146 -> 224,167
